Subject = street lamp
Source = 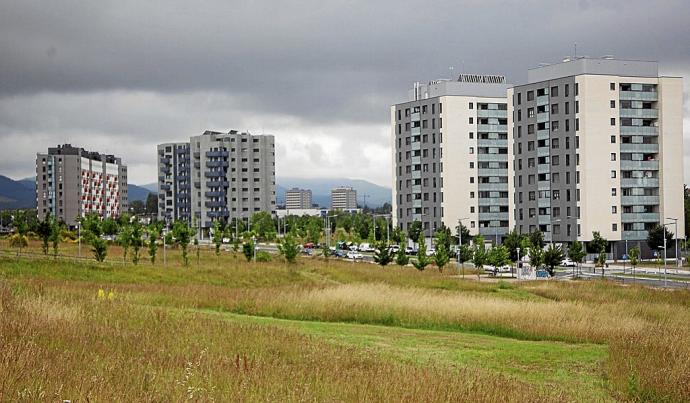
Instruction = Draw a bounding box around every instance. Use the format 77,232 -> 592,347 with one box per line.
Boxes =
457,217 -> 469,247
667,217 -> 679,268
372,213 -> 391,245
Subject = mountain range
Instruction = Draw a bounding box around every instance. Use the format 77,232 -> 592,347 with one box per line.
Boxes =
0,176 -> 391,210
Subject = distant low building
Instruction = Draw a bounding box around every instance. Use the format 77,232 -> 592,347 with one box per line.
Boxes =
331,186 -> 357,210
285,188 -> 312,209
36,144 -> 128,228
275,207 -> 360,218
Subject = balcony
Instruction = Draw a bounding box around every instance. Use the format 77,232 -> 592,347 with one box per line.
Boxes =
536,129 -> 550,141
477,168 -> 505,176
477,124 -> 507,132
412,199 -> 422,208
178,184 -> 190,191
207,210 -> 230,218
619,90 -> 658,102
411,184 -> 421,194
478,197 -> 509,206
206,160 -> 229,168
411,170 -> 422,180
193,152 -> 200,158
621,195 -> 659,205
204,171 -> 224,178
620,143 -> 659,154
620,178 -> 659,188
410,141 -> 421,151
411,127 -> 421,135
620,108 -> 658,119
206,180 -> 229,188
477,109 -> 507,118
477,138 -> 508,147
477,182 -> 508,191
537,147 -> 550,158
478,226 -> 509,237
537,198 -> 551,208
536,95 -> 549,106
205,150 -> 229,158
194,181 -> 201,188
536,112 -> 549,124
194,162 -> 200,169
411,112 -> 420,121
622,230 -> 649,241
478,212 -> 509,221
159,157 -> 170,164
205,201 -> 226,208
621,212 -> 659,223
160,184 -> 170,191
411,156 -> 421,165
175,147 -> 188,154
205,191 -> 225,197
477,153 -> 508,162
620,160 -> 659,170
620,126 -> 658,136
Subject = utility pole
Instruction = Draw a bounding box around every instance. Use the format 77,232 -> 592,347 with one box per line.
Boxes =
667,218 -> 679,268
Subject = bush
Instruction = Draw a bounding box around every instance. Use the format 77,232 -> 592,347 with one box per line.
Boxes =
256,251 -> 272,262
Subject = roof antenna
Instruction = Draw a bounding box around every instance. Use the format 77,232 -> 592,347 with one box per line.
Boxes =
574,42 -> 577,59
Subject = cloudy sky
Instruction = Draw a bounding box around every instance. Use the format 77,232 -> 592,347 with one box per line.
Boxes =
1,0 -> 689,187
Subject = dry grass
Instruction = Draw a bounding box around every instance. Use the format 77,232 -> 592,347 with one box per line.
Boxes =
0,282 -> 560,402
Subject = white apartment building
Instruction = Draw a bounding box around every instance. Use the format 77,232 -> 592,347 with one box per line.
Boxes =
510,57 -> 684,257
330,186 -> 357,210
391,74 -> 513,243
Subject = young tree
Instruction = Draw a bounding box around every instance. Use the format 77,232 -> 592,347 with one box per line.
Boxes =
528,245 -> 544,272
596,251 -> 607,277
373,242 -> 393,267
412,233 -> 430,271
251,211 -> 276,241
49,218 -> 62,258
82,213 -> 108,262
9,233 -> 28,256
589,231 -> 609,254
172,220 -> 195,266
629,246 -> 640,277
117,223 -> 132,263
278,233 -> 299,263
487,245 -> 510,275
502,229 -> 524,262
367,226 -> 376,244
37,213 -> 52,255
407,221 -> 423,247
471,235 -> 487,280
434,242 -> 450,273
194,238 -> 200,265
568,240 -> 586,277
395,241 -> 409,267
454,222 -> 471,245
457,244 -> 473,278
212,221 -> 224,256
242,238 -> 255,262
543,244 -> 564,277
529,230 -> 545,250
130,221 -> 144,265
147,225 -> 159,264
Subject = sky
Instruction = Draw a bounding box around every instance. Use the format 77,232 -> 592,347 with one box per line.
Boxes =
1,0 -> 689,187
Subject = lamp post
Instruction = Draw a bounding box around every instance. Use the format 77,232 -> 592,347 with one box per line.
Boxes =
516,247 -> 521,279
667,217 -> 679,268
457,217 -> 468,247
372,213 -> 391,245
252,235 -> 256,262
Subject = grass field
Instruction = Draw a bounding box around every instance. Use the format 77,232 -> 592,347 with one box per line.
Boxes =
1,240 -> 689,401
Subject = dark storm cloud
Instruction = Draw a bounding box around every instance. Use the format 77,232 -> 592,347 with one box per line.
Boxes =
0,0 -> 689,184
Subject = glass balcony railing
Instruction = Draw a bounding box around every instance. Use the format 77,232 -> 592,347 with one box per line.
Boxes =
620,108 -> 658,119
621,212 -> 659,223
620,143 -> 659,153
621,195 -> 659,205
620,178 -> 659,188
619,90 -> 658,102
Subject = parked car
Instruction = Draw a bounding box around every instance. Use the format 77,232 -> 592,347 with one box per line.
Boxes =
349,244 -> 359,251
359,243 -> 375,252
405,246 -> 417,255
303,242 -> 315,249
560,258 -> 577,267
388,245 -> 400,253
347,251 -> 364,260
425,248 -> 436,257
334,250 -> 347,258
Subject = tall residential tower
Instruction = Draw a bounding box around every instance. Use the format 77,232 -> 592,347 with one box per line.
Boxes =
36,144 -> 128,227
510,57 -> 684,255
391,74 -> 513,243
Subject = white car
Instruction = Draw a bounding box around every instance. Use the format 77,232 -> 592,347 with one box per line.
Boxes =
561,258 -> 577,267
347,251 -> 364,260
359,243 -> 375,252
349,245 -> 359,251
425,248 -> 436,257
388,245 -> 400,253
405,246 -> 417,255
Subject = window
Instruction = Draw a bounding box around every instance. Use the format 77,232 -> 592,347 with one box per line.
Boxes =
611,188 -> 617,196
551,138 -> 559,149
469,147 -> 474,154
575,101 -> 579,113
517,93 -> 522,105
551,121 -> 559,131
565,102 -> 569,114
551,104 -> 558,114
528,107 -> 534,118
610,118 -> 616,126
610,82 -> 616,90
610,100 -> 615,108
611,170 -> 616,178
565,84 -> 569,97
552,156 -> 559,166
527,91 -> 534,101
469,117 -> 473,124
551,86 -> 558,97
565,119 -> 570,132
469,132 -> 474,139
469,102 -> 473,109
611,135 -> 616,143
470,177 -> 474,184
612,206 -> 617,214
575,118 -> 579,131
612,223 -> 618,232
517,110 -> 522,121
528,124 -> 534,134
610,153 -> 616,161
575,83 -> 579,96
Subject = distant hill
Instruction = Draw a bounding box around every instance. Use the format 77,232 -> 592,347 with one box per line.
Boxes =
128,184 -> 152,202
0,175 -> 35,210
140,183 -> 158,193
276,177 -> 391,208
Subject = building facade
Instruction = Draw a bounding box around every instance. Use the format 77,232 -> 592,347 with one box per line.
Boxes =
36,144 -> 128,227
331,186 -> 357,210
157,130 -> 276,233
285,188 -> 313,209
391,74 -> 513,243
510,57 -> 684,256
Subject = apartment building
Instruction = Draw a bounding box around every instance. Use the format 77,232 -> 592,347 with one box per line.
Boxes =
391,74 -> 513,243
157,142 -> 191,222
157,130 -> 276,233
510,57 -> 684,256
285,188 -> 312,209
36,144 -> 128,227
331,186 -> 357,210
